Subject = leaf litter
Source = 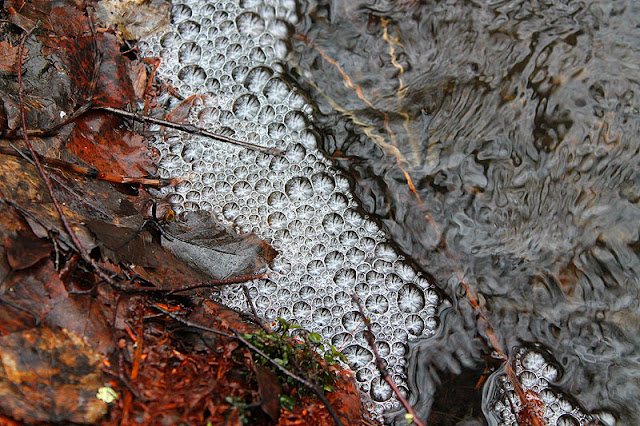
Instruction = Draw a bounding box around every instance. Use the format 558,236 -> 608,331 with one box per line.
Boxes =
0,0 -> 374,424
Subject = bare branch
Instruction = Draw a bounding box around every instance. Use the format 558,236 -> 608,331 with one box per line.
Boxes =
352,294 -> 425,426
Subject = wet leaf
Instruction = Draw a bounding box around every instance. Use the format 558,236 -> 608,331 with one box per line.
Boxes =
0,40 -> 22,74
67,111 -> 155,178
161,210 -> 276,280
95,0 -> 170,41
253,363 -> 281,422
0,327 -> 108,423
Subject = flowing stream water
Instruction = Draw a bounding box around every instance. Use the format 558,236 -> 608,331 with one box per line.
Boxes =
140,0 -> 640,424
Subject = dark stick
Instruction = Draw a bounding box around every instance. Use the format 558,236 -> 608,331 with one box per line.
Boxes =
352,294 -> 425,426
153,305 -> 344,426
17,24 -> 128,293
241,283 -> 269,332
100,106 -> 283,156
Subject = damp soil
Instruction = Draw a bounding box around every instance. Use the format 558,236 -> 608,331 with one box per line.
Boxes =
290,0 -> 640,423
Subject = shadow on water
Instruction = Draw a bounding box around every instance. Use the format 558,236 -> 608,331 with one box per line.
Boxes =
290,0 -> 640,423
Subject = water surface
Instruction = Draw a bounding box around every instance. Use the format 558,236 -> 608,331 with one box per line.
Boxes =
291,0 -> 640,423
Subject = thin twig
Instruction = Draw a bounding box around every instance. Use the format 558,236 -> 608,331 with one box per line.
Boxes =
153,304 -> 344,426
100,106 -> 282,156
0,145 -> 176,187
352,294 -> 425,426
241,283 -> 269,332
17,24 -> 127,293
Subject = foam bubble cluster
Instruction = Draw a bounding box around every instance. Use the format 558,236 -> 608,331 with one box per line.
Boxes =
138,0 -> 440,412
485,347 -> 601,425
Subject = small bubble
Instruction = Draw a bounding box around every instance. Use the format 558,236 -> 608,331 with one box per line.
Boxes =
324,251 -> 345,271
398,284 -> 426,313
269,155 -> 290,172
295,204 -> 315,220
177,20 -> 201,39
346,247 -> 365,264
255,106 -> 275,123
541,364 -> 559,382
557,414 -> 579,426
293,301 -> 312,318
311,172 -> 335,195
171,4 -> 192,23
244,66 -> 272,92
267,212 -> 287,230
235,11 -> 265,37
522,350 -> 546,371
285,176 -> 313,202
178,65 -> 207,86
298,128 -> 320,150
215,181 -> 231,194
370,377 -> 393,402
327,193 -> 349,211
356,367 -> 374,383
338,231 -> 358,247
322,213 -> 344,236
375,243 -> 397,262
395,262 -> 417,282
178,41 -> 202,64
209,53 -> 226,68
277,307 -> 291,319
310,243 -> 325,257
334,291 -> 351,305
424,316 -> 438,333
255,295 -> 269,309
365,294 -> 389,314
264,77 -> 291,103
285,143 -> 306,163
249,46 -> 267,63
334,268 -> 357,288
354,282 -> 369,296
376,341 -> 391,357
226,43 -> 244,60
306,259 -> 325,275
160,32 -> 180,48
222,202 -> 240,220
266,191 -> 288,209
519,371 -> 538,387
233,94 -> 261,120
312,308 -> 332,326
343,344 -> 373,369
284,110 -> 308,131
232,65 -> 249,83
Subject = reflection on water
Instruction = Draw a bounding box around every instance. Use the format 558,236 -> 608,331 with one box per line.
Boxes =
292,0 -> 640,423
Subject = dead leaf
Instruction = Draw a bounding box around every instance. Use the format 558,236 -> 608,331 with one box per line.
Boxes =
67,111 -> 154,177
0,40 -> 23,74
165,94 -> 205,123
254,363 -> 281,422
161,210 -> 276,280
0,327 -> 108,423
95,0 -> 170,41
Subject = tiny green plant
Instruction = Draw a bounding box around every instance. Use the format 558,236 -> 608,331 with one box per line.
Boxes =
241,318 -> 347,401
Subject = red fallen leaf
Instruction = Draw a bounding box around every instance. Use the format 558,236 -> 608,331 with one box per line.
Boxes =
128,60 -> 148,100
0,40 -> 23,73
253,363 -> 282,422
165,94 -> 205,123
67,111 -> 155,177
54,31 -> 135,108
